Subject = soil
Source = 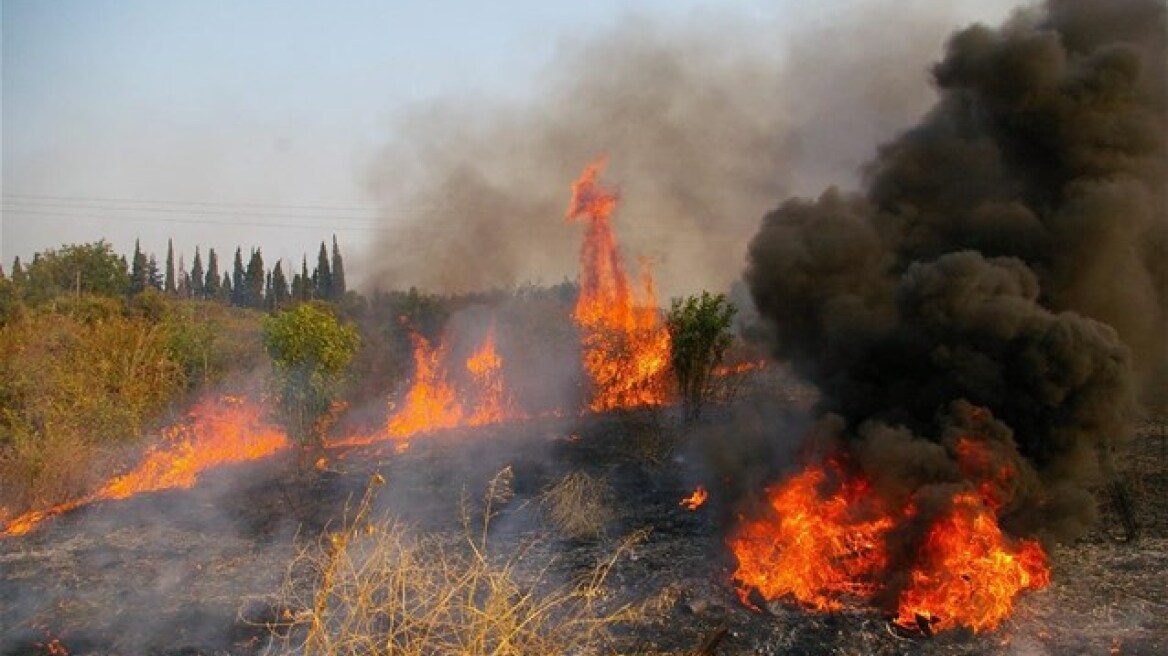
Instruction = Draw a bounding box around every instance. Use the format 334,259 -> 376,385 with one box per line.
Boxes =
2,380 -> 1166,656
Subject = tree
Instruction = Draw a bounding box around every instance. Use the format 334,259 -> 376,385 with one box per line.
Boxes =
315,242 -> 332,301
21,241 -> 130,303
666,291 -> 737,421
129,239 -> 148,295
190,247 -> 205,298
231,247 -> 246,306
164,239 -> 176,294
219,272 -> 232,303
331,235 -> 346,300
146,254 -> 162,290
205,248 -> 221,298
11,257 -> 26,289
263,302 -> 359,448
270,260 -> 290,310
245,248 -> 265,308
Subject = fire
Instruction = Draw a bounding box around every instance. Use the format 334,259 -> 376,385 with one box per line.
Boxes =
894,491 -> 1050,633
386,333 -> 465,438
384,328 -> 523,439
728,452 -> 1049,633
565,158 -> 671,411
2,396 -> 288,537
680,485 -> 709,511
465,327 -> 517,426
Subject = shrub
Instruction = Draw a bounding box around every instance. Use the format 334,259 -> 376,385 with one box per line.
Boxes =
666,292 -> 736,421
542,470 -> 614,540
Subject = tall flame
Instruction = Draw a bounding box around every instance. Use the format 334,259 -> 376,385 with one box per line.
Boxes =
1,396 -> 288,537
465,326 -> 517,426
728,450 -> 1049,633
565,158 -> 671,411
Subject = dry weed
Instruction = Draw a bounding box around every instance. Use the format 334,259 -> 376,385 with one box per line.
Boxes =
542,470 -> 614,540
264,470 -> 640,655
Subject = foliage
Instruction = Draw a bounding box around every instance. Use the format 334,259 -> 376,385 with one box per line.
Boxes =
666,291 -> 736,421
0,301 -> 183,512
263,302 -> 360,446
20,240 -> 129,303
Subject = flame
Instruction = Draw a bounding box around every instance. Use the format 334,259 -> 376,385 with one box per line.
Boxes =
386,333 -> 465,438
383,328 -> 523,440
465,327 -> 518,426
711,360 -> 767,377
2,396 -> 288,537
680,485 -> 709,511
565,158 -> 671,411
894,491 -> 1050,633
728,452 -> 1050,633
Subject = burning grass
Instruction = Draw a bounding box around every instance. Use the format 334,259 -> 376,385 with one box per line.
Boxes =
266,470 -> 642,655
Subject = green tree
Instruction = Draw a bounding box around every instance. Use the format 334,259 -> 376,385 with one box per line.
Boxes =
21,241 -> 130,303
246,248 -> 265,308
331,235 -> 346,300
190,247 -> 205,298
315,242 -> 332,300
129,239 -> 148,295
164,239 -> 176,294
204,248 -> 221,298
270,260 -> 290,310
263,302 -> 359,447
666,291 -> 737,421
231,247 -> 246,306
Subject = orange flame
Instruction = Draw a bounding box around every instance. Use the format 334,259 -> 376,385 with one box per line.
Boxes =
465,327 -> 518,426
383,328 -> 523,440
386,333 -> 465,438
727,453 -> 1049,633
680,485 -> 709,511
565,158 -> 671,411
2,396 -> 288,537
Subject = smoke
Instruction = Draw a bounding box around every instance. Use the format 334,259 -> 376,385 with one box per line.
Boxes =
745,0 -> 1166,541
363,1 -> 1020,298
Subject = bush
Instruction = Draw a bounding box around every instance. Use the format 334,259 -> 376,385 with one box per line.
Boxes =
541,470 -> 614,540
666,292 -> 736,421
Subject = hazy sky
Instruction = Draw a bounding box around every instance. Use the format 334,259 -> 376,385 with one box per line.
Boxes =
1,0 -> 1020,287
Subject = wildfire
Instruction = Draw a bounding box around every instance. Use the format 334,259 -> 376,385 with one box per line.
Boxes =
565,158 -> 671,411
384,328 -> 523,439
728,451 -> 1049,633
1,396 -> 288,537
680,485 -> 709,511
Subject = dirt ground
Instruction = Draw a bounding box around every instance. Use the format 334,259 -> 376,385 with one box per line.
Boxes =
2,386 -> 1166,656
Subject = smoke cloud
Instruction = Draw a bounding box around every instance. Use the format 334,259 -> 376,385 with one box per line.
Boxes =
363,1 -> 1020,298
746,0 -> 1166,541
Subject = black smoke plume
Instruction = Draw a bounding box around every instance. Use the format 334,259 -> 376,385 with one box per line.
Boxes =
746,0 -> 1166,542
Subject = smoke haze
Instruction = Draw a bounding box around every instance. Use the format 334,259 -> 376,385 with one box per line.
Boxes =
362,1 -> 1021,298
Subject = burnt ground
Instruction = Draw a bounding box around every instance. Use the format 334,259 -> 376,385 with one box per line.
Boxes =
2,378 -> 1166,656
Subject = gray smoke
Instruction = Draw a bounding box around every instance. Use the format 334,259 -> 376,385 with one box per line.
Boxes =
362,2 -> 1020,298
746,0 -> 1166,542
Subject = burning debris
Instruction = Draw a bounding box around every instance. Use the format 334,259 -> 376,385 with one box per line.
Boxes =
737,0 -> 1165,634
1,395 -> 288,538
566,158 -> 673,412
680,485 -> 709,511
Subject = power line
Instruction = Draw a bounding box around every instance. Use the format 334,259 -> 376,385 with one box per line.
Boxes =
3,193 -> 386,214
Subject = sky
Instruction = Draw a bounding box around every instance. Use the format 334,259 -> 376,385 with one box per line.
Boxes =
1,0 -> 1021,288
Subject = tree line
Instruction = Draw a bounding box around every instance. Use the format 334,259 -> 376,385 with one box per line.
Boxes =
2,235 -> 348,311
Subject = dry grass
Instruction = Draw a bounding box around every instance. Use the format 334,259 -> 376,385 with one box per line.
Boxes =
541,470 -> 614,540
265,470 -> 641,655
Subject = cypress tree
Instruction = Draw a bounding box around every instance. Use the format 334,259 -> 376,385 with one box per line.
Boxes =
246,248 -> 265,308
301,256 -> 311,301
231,247 -> 246,306
315,242 -> 331,300
205,248 -> 220,298
190,247 -> 205,298
219,272 -> 232,302
164,239 -> 176,293
11,257 -> 26,288
331,235 -> 346,299
130,239 -> 147,294
146,254 -> 162,290
271,260 -> 290,310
